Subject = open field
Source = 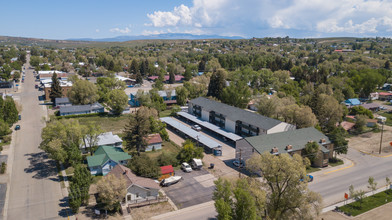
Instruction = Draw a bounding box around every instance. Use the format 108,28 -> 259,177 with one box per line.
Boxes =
77,115 -> 129,134
347,124 -> 392,155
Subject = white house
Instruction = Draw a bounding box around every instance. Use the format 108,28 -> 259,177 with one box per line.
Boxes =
188,97 -> 295,137
108,165 -> 160,203
80,132 -> 123,153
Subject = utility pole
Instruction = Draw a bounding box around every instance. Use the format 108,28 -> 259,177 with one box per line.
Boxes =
238,149 -> 242,178
379,122 -> 384,154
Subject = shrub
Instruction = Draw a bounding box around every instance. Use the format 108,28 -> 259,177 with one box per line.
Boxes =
0,162 -> 6,174
128,154 -> 160,179
157,152 -> 178,167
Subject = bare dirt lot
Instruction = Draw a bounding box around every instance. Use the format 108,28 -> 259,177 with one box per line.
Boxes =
130,202 -> 175,220
348,125 -> 392,155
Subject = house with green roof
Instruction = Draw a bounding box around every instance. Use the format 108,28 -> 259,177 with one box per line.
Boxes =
87,146 -> 132,176
235,127 -> 334,167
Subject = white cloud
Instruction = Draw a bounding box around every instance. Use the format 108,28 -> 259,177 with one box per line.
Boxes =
109,26 -> 131,34
146,0 -> 392,37
95,29 -> 100,33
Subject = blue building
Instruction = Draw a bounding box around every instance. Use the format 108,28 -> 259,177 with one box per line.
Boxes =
344,98 -> 361,106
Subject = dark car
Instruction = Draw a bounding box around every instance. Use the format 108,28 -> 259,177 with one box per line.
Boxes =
18,115 -> 21,120
15,125 -> 21,130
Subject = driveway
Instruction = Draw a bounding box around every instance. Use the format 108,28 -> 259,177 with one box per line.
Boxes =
162,169 -> 216,209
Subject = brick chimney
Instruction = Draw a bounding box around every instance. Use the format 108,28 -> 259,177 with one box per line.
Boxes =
271,147 -> 279,154
285,145 -> 292,151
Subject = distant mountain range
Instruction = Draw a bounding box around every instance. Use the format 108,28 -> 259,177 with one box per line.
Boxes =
67,33 -> 245,42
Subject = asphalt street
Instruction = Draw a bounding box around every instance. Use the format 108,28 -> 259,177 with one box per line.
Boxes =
5,55 -> 64,219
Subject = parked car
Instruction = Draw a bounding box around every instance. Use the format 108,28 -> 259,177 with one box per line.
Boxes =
181,162 -> 192,172
233,160 -> 245,167
15,125 -> 21,130
191,124 -> 202,131
35,84 -> 39,89
300,174 -> 314,182
18,115 -> 21,120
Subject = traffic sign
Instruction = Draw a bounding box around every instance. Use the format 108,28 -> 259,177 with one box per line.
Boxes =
344,193 -> 348,199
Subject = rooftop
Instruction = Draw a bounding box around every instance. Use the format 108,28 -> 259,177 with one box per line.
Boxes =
160,165 -> 174,174
87,146 -> 132,167
189,97 -> 286,131
144,133 -> 162,145
109,165 -> 159,189
244,127 -> 331,155
59,102 -> 103,114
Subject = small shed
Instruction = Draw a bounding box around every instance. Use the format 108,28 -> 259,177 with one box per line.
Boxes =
144,133 -> 163,151
159,165 -> 174,181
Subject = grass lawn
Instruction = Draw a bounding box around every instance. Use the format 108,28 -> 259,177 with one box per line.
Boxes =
329,158 -> 344,167
77,115 -> 129,134
144,141 -> 181,160
339,189 -> 392,216
159,110 -> 172,118
306,166 -> 321,173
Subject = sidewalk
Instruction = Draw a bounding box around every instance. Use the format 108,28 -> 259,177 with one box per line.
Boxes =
322,185 -> 391,213
311,156 -> 354,178
151,201 -> 215,220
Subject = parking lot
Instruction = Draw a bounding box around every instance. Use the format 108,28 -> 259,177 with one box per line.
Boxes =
162,169 -> 216,209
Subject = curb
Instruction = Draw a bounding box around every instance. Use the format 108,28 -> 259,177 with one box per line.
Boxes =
358,150 -> 392,158
323,158 -> 355,175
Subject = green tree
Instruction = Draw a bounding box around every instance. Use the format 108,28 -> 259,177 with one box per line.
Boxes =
81,122 -> 102,156
107,89 -> 128,115
354,115 -> 367,133
40,119 -> 82,165
220,80 -> 251,108
256,96 -> 278,118
136,72 -> 143,84
175,86 -> 189,106
0,119 -> 11,137
157,152 -> 178,167
97,174 -> 127,212
69,183 -> 82,213
49,72 -> 63,103
169,71 -> 175,84
96,76 -> 126,103
247,153 -> 322,219
123,107 -> 156,154
128,154 -> 160,178
302,141 -> 320,165
368,176 -> 377,195
207,69 -> 227,99
328,127 -> 348,157
72,164 -> 92,205
68,80 -> 98,105
3,97 -> 18,125
177,140 -> 204,163
12,71 -> 21,82
349,106 -> 373,119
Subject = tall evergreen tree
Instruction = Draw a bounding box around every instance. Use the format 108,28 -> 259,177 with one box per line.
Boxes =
49,72 -> 62,103
207,69 -> 227,99
169,71 -> 175,84
136,72 -> 143,84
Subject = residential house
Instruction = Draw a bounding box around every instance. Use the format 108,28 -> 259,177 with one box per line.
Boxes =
108,165 -> 160,203
235,127 -> 334,167
87,146 -> 132,175
359,103 -> 380,112
366,119 -> 378,127
59,103 -> 104,116
188,97 -> 295,137
115,75 -> 136,85
129,90 -> 177,107
344,98 -> 361,106
379,92 -> 392,101
339,121 -> 355,132
147,75 -> 184,83
144,133 -> 162,151
159,165 -> 174,181
80,132 -> 123,154
54,97 -> 72,108
0,81 -> 13,88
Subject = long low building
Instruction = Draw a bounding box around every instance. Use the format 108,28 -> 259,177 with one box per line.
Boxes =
160,117 -> 222,154
188,97 -> 295,137
235,127 -> 334,167
59,103 -> 104,116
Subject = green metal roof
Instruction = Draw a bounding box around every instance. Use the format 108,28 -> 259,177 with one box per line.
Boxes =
87,146 -> 132,167
245,127 -> 331,155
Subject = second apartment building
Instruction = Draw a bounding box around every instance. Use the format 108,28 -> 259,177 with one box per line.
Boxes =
188,97 -> 295,137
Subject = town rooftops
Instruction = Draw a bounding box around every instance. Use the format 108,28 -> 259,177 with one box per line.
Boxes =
244,127 -> 331,155
345,98 -> 361,106
55,97 -> 71,105
87,146 -> 132,167
157,90 -> 176,97
189,97 -> 284,131
81,132 -> 122,149
144,133 -> 162,145
148,75 -> 184,82
379,92 -> 392,96
109,164 -> 159,189
59,102 -> 103,115
160,165 -> 174,175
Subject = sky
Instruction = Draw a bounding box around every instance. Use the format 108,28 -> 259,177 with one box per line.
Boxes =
2,0 -> 392,40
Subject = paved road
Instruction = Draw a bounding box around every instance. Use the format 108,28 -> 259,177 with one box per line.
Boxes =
6,55 -> 65,219
309,148 -> 392,206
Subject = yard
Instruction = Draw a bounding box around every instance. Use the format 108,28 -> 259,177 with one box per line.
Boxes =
143,141 -> 181,161
77,115 -> 130,134
347,124 -> 392,155
339,189 -> 392,216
